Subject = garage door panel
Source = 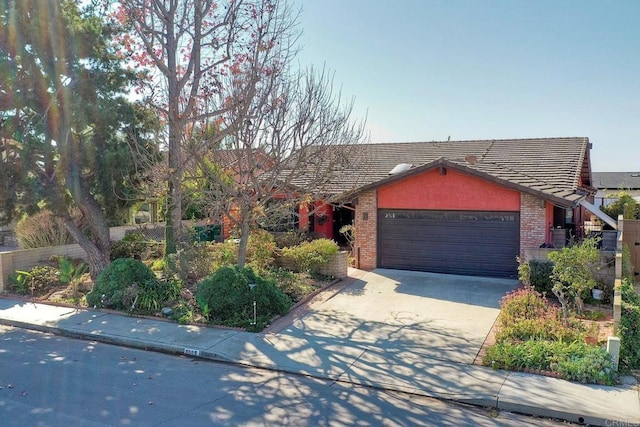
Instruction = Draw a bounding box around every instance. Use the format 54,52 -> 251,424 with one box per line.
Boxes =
378,209 -> 519,278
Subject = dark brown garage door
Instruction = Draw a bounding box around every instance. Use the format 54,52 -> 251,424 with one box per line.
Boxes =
378,210 -> 520,278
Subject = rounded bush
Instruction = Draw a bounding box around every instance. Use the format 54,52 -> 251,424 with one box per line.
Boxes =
195,266 -> 291,330
279,238 -> 339,272
87,258 -> 159,309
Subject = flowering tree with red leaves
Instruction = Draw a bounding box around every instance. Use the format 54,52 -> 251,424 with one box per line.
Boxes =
193,65 -> 366,267
110,0 -> 299,255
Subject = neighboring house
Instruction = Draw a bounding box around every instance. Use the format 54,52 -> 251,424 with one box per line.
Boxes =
295,137 -> 612,279
592,172 -> 640,207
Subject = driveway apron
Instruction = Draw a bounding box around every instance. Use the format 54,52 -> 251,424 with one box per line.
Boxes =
279,268 -> 519,365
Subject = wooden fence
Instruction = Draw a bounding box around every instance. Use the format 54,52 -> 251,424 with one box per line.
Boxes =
622,219 -> 640,280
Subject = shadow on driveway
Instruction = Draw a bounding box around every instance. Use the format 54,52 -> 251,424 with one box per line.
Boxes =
277,268 -> 519,365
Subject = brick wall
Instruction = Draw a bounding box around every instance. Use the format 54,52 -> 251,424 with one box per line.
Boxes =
354,189 -> 377,270
316,251 -> 349,279
221,206 -> 243,239
520,193 -> 547,258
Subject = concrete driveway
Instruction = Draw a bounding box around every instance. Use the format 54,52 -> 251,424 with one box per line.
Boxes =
277,268 -> 519,364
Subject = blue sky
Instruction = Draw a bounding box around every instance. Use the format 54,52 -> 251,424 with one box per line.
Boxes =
293,1 -> 639,172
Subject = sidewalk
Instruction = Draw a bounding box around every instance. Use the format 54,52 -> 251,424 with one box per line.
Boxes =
0,296 -> 638,426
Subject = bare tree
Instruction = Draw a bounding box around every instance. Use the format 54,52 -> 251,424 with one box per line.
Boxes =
192,66 -> 366,267
113,0 -> 299,254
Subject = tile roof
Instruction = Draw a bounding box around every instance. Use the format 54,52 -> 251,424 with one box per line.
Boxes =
290,137 -> 592,206
592,172 -> 640,190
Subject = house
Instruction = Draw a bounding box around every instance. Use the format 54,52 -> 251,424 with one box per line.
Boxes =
592,172 -> 640,207
295,137 -> 613,279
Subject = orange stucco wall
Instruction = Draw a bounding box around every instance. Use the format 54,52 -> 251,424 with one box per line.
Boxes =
298,202 -> 334,239
313,203 -> 334,238
378,168 -> 521,211
545,202 -> 554,243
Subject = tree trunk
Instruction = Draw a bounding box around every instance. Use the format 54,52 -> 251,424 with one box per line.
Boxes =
58,148 -> 111,279
165,29 -> 184,255
237,216 -> 251,268
553,287 -> 570,325
165,125 -> 184,255
164,178 -> 178,255
49,186 -> 110,279
62,216 -> 110,279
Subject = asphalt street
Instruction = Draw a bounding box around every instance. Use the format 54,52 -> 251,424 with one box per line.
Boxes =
0,325 -> 567,426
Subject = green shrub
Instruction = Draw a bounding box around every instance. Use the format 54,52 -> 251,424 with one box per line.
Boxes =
484,340 -> 616,385
122,277 -> 182,313
280,239 -> 339,272
527,260 -> 554,294
273,230 -> 312,248
548,238 -> 600,319
601,192 -> 640,220
195,266 -> 291,330
26,265 -> 61,293
496,314 -> 584,343
619,278 -> 640,369
485,340 -> 568,371
210,241 -> 239,269
622,244 -> 634,281
246,229 -> 276,271
621,276 -> 640,305
495,285 -> 584,343
149,259 -> 166,272
556,346 -> 617,385
86,258 -> 159,310
110,231 -> 161,261
262,267 -> 320,303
